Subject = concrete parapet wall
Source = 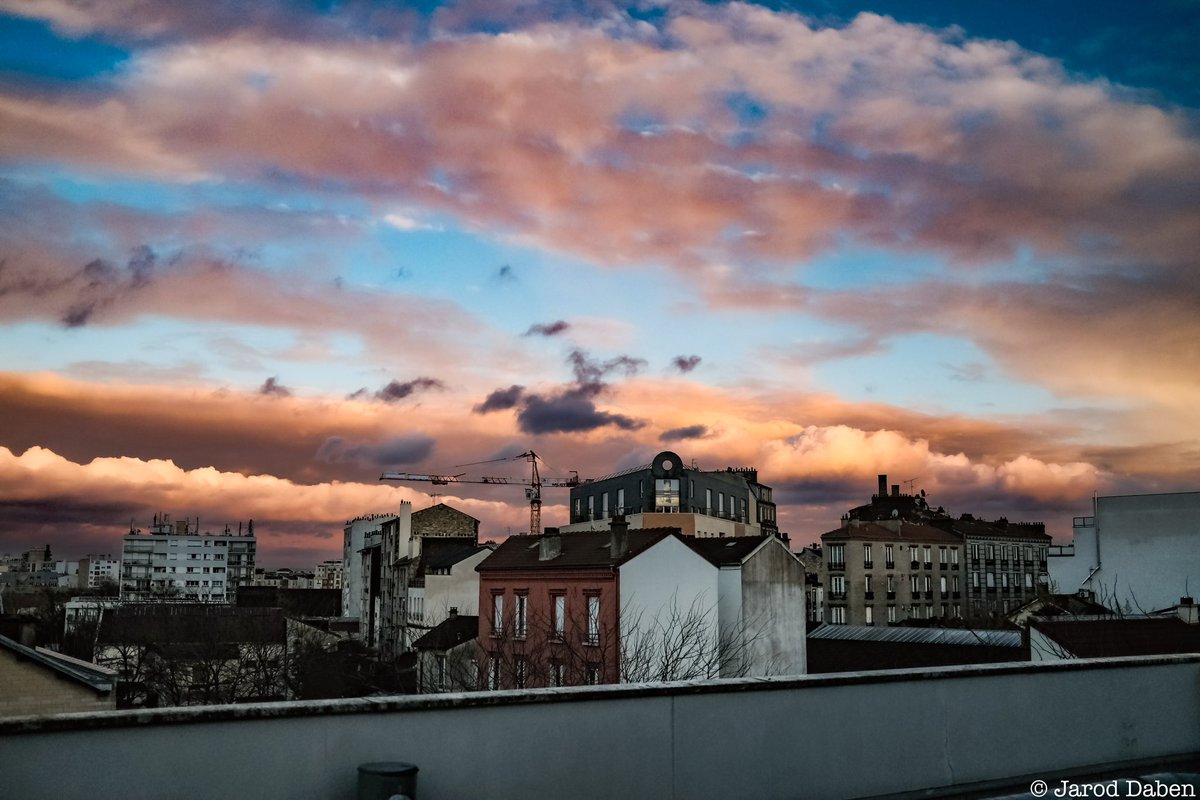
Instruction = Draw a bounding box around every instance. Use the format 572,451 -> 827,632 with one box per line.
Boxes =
2,656 -> 1199,800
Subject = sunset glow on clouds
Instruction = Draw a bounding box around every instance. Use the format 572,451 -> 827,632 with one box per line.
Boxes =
1,1 -> 1197,565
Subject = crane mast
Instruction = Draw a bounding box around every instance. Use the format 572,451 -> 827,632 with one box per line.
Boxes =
380,450 -> 578,535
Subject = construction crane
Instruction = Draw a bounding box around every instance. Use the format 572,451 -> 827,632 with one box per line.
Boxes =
380,450 -> 579,535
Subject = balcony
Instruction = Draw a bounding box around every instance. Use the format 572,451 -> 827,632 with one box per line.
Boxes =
864,592 -> 875,601
910,560 -> 920,570
885,561 -> 895,570
886,591 -> 896,600
3,656 -> 1198,800
827,562 -> 845,572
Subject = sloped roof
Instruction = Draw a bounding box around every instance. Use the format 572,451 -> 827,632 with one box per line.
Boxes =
1030,617 -> 1200,657
423,544 -> 491,571
809,623 -> 1022,648
939,515 -> 1050,542
411,615 -> 479,651
0,635 -> 117,694
820,521 -> 962,545
476,529 -> 680,572
683,536 -> 771,566
97,604 -> 285,646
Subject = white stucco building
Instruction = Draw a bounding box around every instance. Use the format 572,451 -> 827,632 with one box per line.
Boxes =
1049,491 -> 1200,613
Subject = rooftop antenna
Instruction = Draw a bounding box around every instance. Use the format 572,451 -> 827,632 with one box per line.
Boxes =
902,477 -> 919,494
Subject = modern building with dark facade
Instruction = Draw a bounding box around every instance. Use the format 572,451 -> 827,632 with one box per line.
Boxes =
561,450 -> 778,539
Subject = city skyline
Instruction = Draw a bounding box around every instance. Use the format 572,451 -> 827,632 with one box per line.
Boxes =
1,1 -> 1197,566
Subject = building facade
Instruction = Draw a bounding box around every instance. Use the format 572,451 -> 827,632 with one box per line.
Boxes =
562,450 -> 778,538
120,516 -> 256,603
821,520 -> 965,626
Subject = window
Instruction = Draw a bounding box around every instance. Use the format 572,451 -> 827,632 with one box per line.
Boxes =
587,496 -> 594,520
951,548 -> 960,565
515,592 -> 528,639
887,606 -> 897,623
972,571 -> 979,588
585,664 -> 600,685
830,606 -> 846,625
939,576 -> 947,594
863,544 -> 873,568
586,595 -> 600,645
864,575 -> 872,594
885,545 -> 894,567
886,574 -> 895,593
574,498 -> 581,518
910,575 -> 920,594
938,547 -> 947,567
706,488 -> 713,513
864,606 -> 874,626
655,479 -> 680,512
1025,573 -> 1033,589
952,575 -> 960,592
515,656 -> 527,689
601,493 -> 609,519
830,575 -> 846,598
922,546 -> 931,565
923,575 -> 931,592
435,654 -> 447,691
987,545 -> 995,560
718,493 -> 725,515
550,661 -> 565,688
827,544 -> 845,569
491,593 -> 504,637
616,488 -> 625,514
1001,572 -> 1010,589
986,572 -> 995,588
551,593 -> 565,640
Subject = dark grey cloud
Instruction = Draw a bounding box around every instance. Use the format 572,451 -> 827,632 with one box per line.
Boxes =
56,247 -> 164,328
473,349 -> 647,434
474,385 -> 525,413
260,376 -> 291,397
672,355 -> 702,373
316,434 -> 435,467
523,320 -> 570,337
374,377 -> 445,403
517,388 -> 644,435
660,425 -> 709,442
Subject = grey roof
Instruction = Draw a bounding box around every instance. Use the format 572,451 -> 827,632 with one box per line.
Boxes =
0,634 -> 117,694
809,623 -> 1023,648
411,615 -> 479,651
683,536 -> 771,566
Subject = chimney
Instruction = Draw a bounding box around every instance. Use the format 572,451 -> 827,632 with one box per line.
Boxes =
398,501 -> 415,559
610,514 -> 630,559
891,484 -> 900,497
877,474 -> 887,497
538,530 -> 562,561
449,606 -> 458,619
1178,597 -> 1198,625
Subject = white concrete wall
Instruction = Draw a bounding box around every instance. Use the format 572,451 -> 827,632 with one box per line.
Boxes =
3,656 -> 1199,800
619,536 -> 720,681
1051,493 -> 1200,612
1048,521 -> 1098,595
422,549 -> 490,625
740,539 -> 807,676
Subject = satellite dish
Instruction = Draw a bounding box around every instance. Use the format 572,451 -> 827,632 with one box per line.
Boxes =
891,509 -> 899,518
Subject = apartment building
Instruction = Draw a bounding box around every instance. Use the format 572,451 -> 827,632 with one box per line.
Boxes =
120,515 -> 256,603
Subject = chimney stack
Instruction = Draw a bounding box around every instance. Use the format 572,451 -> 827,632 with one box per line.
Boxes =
891,484 -> 900,497
877,474 -> 887,497
1179,597 -> 1198,625
449,606 -> 458,619
538,529 -> 562,561
610,515 -> 630,559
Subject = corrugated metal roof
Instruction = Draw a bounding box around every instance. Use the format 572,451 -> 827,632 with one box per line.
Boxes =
809,623 -> 1022,648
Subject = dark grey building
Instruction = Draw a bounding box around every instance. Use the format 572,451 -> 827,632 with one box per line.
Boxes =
562,450 -> 778,539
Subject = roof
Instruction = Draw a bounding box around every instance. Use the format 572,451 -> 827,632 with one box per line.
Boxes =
941,516 -> 1050,542
423,544 -> 490,572
236,587 -> 342,617
0,634 -> 117,694
411,615 -> 479,651
683,536 -> 771,566
1030,617 -> 1200,658
820,520 -> 962,545
809,623 -> 1023,648
97,605 -> 286,646
476,529 -> 680,572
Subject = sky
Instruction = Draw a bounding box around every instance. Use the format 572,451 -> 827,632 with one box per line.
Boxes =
1,0 -> 1198,568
